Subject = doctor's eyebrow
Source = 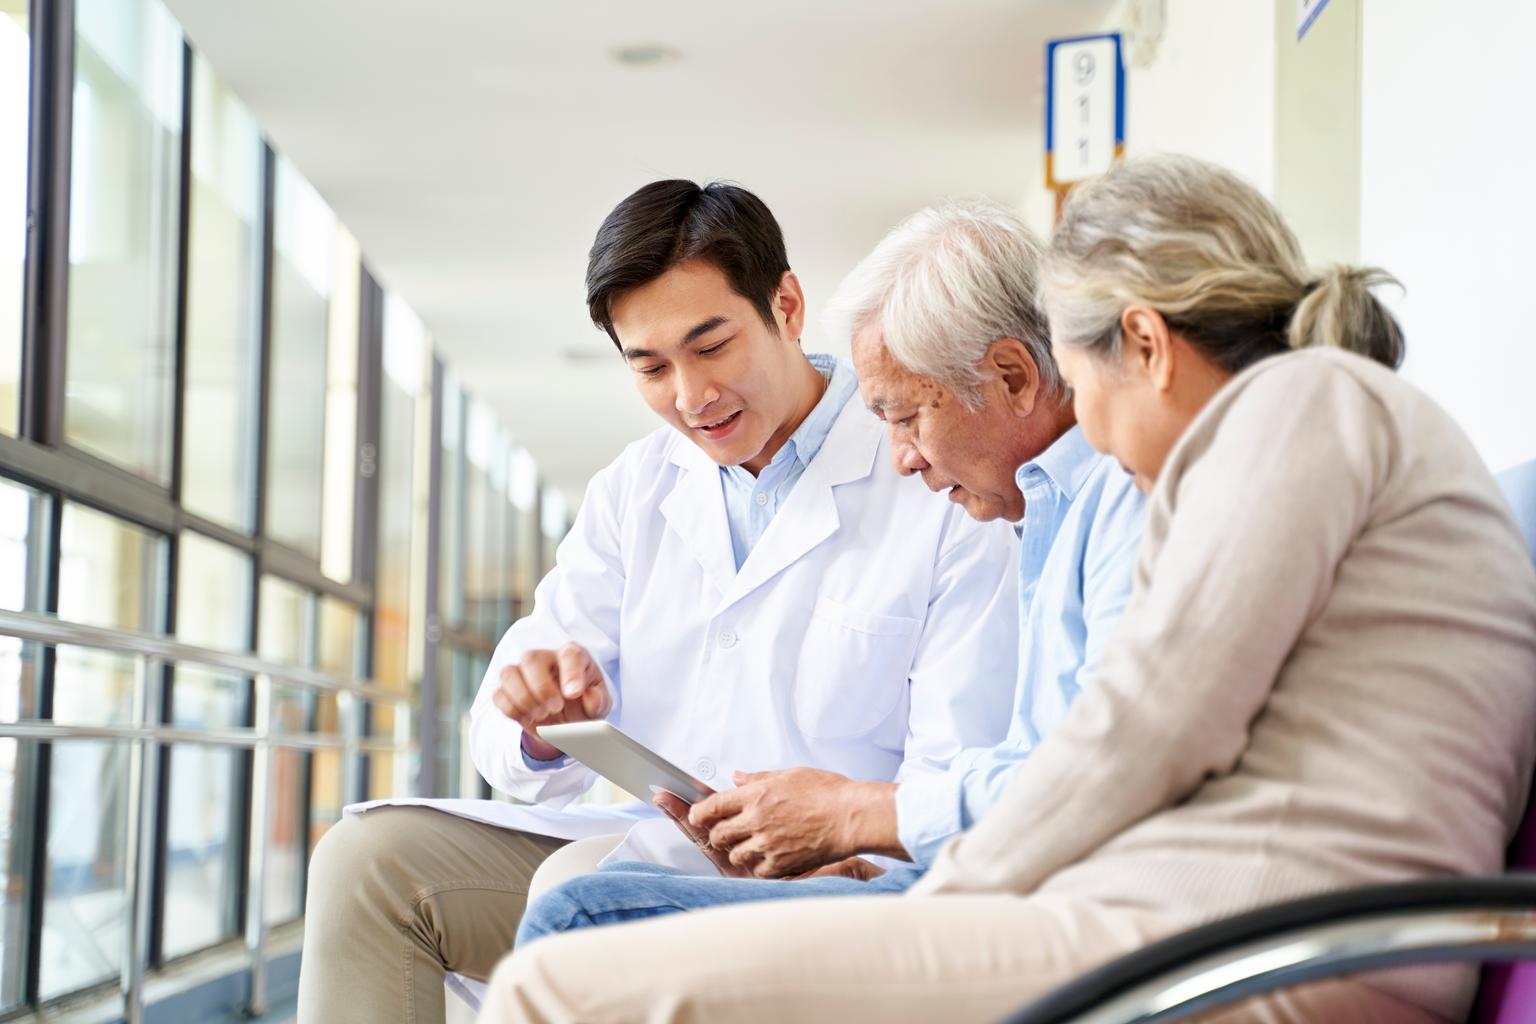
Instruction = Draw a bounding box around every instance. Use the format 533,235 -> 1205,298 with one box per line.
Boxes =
680,315 -> 731,345
621,316 -> 733,363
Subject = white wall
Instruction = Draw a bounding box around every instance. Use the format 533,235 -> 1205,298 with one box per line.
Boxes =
1359,0 -> 1536,472
1121,0 -> 1276,195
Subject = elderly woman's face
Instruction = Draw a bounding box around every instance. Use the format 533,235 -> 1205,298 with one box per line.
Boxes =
1054,307 -> 1231,493
1054,339 -> 1162,493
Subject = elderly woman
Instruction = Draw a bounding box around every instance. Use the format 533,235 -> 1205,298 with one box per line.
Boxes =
477,155 -> 1536,1024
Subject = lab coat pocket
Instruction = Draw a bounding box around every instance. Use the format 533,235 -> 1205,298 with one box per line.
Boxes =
794,596 -> 922,740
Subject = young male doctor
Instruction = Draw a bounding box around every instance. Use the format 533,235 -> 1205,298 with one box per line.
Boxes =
295,181 -> 1019,1024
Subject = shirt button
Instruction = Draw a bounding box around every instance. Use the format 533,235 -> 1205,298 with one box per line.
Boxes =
754,493 -> 768,507
717,630 -> 738,649
695,758 -> 716,780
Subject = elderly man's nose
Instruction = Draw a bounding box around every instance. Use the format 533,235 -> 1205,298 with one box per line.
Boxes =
893,440 -> 928,476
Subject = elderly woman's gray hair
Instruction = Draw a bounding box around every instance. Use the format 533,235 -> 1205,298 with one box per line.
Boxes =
823,200 -> 1058,408
1041,153 -> 1404,373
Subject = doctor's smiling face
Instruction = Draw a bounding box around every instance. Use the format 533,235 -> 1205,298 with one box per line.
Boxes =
587,179 -> 827,474
610,259 -> 822,473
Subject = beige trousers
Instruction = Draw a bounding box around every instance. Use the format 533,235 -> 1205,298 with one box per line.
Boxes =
477,892 -> 1448,1024
296,807 -> 574,1024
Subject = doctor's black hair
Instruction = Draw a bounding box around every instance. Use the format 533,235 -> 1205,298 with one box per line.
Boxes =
586,180 -> 791,350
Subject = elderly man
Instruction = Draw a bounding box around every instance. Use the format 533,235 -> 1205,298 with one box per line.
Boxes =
477,200 -> 1145,1018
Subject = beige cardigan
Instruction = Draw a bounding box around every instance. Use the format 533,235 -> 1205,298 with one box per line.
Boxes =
913,348 -> 1536,1018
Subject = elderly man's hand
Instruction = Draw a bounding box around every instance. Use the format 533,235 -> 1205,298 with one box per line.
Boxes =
686,768 -> 899,879
797,856 -> 887,881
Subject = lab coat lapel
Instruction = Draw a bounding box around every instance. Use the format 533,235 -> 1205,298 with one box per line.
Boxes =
717,402 -> 882,611
659,440 -> 737,594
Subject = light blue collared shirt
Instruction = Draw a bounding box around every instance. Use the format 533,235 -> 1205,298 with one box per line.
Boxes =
719,353 -> 857,570
893,425 -> 1146,865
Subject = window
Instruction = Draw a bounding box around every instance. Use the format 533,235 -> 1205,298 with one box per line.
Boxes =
44,504 -> 167,998
181,55 -> 263,531
508,446 -> 539,623
257,575 -> 308,926
266,157 -> 359,571
63,0 -> 183,483
0,1 -> 28,437
163,532 -> 250,959
53,503 -> 165,727
374,294 -> 426,691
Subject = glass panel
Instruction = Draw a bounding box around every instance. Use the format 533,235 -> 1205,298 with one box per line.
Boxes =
0,737 -> 31,1009
437,648 -> 484,798
181,54 -> 262,530
64,0 -> 183,483
161,744 -> 239,959
460,405 -> 491,635
541,487 -> 568,580
54,503 -> 164,727
367,750 -> 396,800
308,746 -> 342,850
375,294 -> 426,691
172,531 -> 250,729
509,446 -> 539,623
0,2 -> 27,436
40,739 -> 130,999
319,238 -> 358,583
0,482 -> 47,730
316,596 -> 360,680
266,156 -> 359,566
175,531 -> 249,651
257,575 -> 310,667
263,744 -> 303,925
438,373 -> 464,628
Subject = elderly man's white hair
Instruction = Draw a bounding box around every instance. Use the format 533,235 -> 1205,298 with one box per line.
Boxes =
824,200 -> 1058,409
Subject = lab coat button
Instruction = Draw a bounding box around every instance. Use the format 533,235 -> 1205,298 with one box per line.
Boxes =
717,630 -> 738,649
695,758 -> 716,780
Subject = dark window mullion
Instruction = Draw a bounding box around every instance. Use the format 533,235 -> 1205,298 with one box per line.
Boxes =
236,139 -> 276,941
19,0 -> 71,450
147,41 -> 193,970
22,488 -> 64,1007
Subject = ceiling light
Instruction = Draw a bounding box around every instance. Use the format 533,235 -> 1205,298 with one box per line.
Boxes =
612,43 -> 680,68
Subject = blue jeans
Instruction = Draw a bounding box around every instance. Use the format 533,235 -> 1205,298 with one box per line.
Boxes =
516,862 -> 925,947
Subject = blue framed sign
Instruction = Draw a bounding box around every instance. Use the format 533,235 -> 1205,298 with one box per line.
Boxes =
1045,32 -> 1125,189
1298,0 -> 1332,40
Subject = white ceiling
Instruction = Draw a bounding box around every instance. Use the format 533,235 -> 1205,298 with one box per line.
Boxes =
162,0 -> 1117,507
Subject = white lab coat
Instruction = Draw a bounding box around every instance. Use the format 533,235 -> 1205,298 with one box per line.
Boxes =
356,393 -> 1020,869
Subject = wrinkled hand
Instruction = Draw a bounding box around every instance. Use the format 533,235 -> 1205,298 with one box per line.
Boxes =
797,856 -> 886,882
489,643 -> 611,761
687,767 -> 872,879
653,789 -> 746,877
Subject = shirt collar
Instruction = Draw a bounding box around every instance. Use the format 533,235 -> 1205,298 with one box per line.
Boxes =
772,353 -> 856,470
1016,424 -> 1099,501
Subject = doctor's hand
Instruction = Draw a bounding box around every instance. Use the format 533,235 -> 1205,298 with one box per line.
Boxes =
687,768 -> 901,879
490,643 -> 611,762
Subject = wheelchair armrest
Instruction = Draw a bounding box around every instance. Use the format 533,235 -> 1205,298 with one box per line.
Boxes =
1000,875 -> 1536,1024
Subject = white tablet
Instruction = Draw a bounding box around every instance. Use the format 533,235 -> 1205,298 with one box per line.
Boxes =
535,720 -> 716,805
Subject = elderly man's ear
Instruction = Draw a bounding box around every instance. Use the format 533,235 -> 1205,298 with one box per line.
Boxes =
985,337 -> 1040,418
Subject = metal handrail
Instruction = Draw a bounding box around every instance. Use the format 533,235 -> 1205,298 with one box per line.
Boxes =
1007,905 -> 1536,1024
0,608 -> 410,705
0,606 -> 416,1021
0,719 -> 402,751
